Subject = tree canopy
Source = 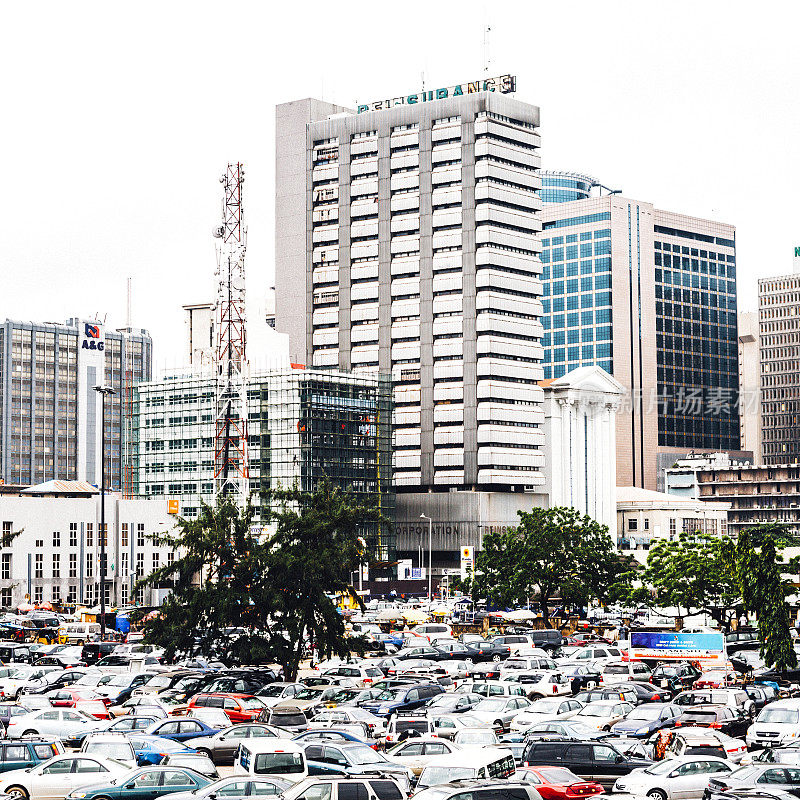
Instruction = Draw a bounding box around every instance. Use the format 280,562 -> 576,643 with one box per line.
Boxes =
468,507 -> 634,623
138,478 -> 382,679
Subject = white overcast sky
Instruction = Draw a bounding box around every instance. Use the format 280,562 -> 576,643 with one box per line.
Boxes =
2,0 -> 798,367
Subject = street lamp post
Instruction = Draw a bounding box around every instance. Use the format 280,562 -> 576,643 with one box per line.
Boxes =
420,514 -> 432,602
94,385 -> 115,642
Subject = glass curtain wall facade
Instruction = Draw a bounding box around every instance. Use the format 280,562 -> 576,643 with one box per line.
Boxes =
134,368 -> 395,562
0,320 -> 151,488
541,170 -> 594,204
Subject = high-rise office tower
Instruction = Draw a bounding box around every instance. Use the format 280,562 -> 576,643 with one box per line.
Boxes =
759,263 -> 800,465
539,194 -> 741,489
738,310 -> 762,463
275,78 -> 547,564
0,318 -> 152,489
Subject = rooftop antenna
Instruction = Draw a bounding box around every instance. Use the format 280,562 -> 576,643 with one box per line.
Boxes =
126,277 -> 132,329
483,25 -> 492,75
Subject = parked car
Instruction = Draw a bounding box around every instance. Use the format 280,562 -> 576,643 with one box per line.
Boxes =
425,692 -> 483,715
515,766 -> 604,800
746,700 -> 800,749
361,684 -> 444,718
301,741 -> 412,788
0,739 -> 64,774
282,777 -> 406,800
706,765 -> 800,800
600,660 -> 653,684
183,723 -> 280,766
159,753 -> 218,779
572,700 -> 635,731
79,734 -> 137,768
651,662 -> 703,693
63,765 -> 213,800
127,735 -> 197,767
158,775 -> 293,800
0,754 -> 129,800
467,696 -> 531,732
509,698 -> 585,732
186,693 -> 265,724
674,689 -> 755,719
613,754 -> 735,799
522,739 -> 653,789
144,718 -> 221,743
665,728 -> 748,763
675,704 -> 749,738
611,703 -> 682,738
7,708 -> 98,739
386,738 -> 461,775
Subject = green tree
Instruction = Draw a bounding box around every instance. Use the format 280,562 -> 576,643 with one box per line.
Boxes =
259,478 -> 382,680
638,531 -> 741,630
470,507 -> 630,624
725,525 -> 798,672
137,496 -> 275,664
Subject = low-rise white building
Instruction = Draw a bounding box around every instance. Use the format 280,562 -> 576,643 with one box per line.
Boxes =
0,481 -> 178,609
540,366 -> 624,535
665,452 -> 754,499
617,485 -> 731,564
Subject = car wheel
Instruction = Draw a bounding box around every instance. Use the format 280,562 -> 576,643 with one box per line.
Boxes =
21,730 -> 37,738
5,787 -> 28,800
196,748 -> 212,759
586,680 -> 597,689
647,790 -> 667,800
528,693 -> 544,700
492,655 -> 501,663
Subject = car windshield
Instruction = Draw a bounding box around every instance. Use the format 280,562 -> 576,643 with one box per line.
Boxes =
272,713 -> 306,726
627,707 -> 661,721
144,676 -> 172,689
85,743 -> 133,760
242,698 -> 264,709
530,701 -> 560,713
376,689 -> 405,701
458,731 -> 495,744
540,768 -> 581,783
681,711 -> 720,723
759,708 -> 800,724
579,703 -> 613,717
294,689 -> 322,700
421,767 -> 474,787
254,752 -> 305,774
348,747 -> 384,765
645,760 -> 687,775
475,699 -> 508,711
260,686 -> 289,698
604,665 -> 629,674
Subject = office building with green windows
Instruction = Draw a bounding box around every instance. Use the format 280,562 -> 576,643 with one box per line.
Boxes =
540,194 -> 742,490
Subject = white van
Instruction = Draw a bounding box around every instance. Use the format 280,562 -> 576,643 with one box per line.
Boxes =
746,699 -> 800,749
410,623 -> 452,643
235,739 -> 308,782
58,622 -> 102,644
416,748 -> 516,791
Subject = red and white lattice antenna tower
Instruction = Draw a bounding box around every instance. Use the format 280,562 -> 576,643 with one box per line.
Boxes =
212,163 -> 250,504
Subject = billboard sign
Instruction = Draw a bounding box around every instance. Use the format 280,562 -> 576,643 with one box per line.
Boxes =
629,631 -> 726,664
460,546 -> 474,581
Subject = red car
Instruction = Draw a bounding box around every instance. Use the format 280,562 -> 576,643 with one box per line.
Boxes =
45,687 -> 112,719
187,692 -> 266,723
516,766 -> 604,800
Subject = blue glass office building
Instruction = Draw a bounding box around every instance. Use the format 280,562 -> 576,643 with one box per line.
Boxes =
541,171 -> 594,204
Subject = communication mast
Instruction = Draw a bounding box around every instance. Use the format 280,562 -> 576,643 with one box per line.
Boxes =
213,162 -> 250,503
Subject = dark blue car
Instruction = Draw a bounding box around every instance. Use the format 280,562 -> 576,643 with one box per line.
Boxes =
610,702 -> 682,738
144,718 -> 220,742
128,735 -> 197,765
361,683 -> 444,718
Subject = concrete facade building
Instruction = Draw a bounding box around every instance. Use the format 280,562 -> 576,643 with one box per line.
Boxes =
275,83 -> 549,571
664,451 -> 753,498
539,195 -> 740,489
697,463 -> 800,538
616,485 -> 730,564
0,481 -> 177,608
0,319 -> 152,492
540,366 -> 623,534
759,271 -> 800,465
182,303 -> 215,370
738,310 -> 762,463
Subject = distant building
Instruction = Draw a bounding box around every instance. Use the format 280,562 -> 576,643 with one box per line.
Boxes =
696,463 -> 800,539
182,303 -> 214,370
0,318 -> 152,491
134,366 -> 395,564
616,485 -> 730,564
665,451 -> 753,499
738,311 -> 761,463
759,268 -> 800,465
0,481 -> 176,608
541,170 -> 595,204
540,193 -> 740,490
540,366 -> 624,534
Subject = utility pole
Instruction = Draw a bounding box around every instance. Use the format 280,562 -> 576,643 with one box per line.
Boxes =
94,384 -> 115,640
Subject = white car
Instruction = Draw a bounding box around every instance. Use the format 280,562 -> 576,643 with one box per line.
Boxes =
600,659 -> 653,684
613,755 -> 735,799
309,707 -> 386,737
746,699 -> 800,748
452,727 -> 500,747
468,696 -> 532,730
557,645 -> 623,664
410,623 -> 452,642
666,727 -> 748,763
0,754 -> 129,800
386,738 -> 461,775
0,667 -> 62,700
7,708 -> 98,739
572,700 -> 635,731
509,697 -> 584,731
508,670 -> 572,698
500,657 -> 558,674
